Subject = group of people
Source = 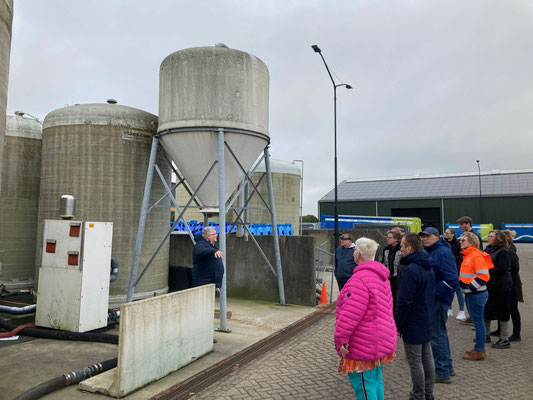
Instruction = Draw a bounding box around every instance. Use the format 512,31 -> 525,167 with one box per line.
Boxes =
333,216 -> 524,400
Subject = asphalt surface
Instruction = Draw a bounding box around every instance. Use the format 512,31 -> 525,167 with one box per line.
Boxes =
190,244 -> 533,400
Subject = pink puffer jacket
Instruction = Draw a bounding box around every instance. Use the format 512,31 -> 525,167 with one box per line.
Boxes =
334,261 -> 397,361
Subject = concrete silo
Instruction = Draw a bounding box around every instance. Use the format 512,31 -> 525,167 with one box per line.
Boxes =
0,0 -> 14,194
158,45 -> 269,210
0,114 -> 42,290
248,159 -> 301,235
36,102 -> 171,305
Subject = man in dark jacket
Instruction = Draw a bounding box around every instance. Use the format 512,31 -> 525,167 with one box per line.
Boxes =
382,229 -> 403,310
192,227 -> 224,290
334,233 -> 357,291
396,233 -> 435,400
420,227 -> 458,384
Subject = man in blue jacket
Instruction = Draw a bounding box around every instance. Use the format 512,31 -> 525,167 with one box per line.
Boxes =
192,227 -> 224,290
334,233 -> 357,291
396,233 -> 435,400
420,227 -> 459,384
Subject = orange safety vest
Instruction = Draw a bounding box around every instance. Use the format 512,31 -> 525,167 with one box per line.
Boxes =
459,246 -> 493,291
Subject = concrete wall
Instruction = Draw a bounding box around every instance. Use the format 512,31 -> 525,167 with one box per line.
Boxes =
170,234 -> 316,306
81,285 -> 215,397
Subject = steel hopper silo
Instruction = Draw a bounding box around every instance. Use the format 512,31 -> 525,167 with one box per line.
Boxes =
0,0 -> 14,194
36,102 -> 171,305
0,115 -> 42,290
158,46 -> 269,209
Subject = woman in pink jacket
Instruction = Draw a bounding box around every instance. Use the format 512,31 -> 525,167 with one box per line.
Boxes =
334,237 -> 397,399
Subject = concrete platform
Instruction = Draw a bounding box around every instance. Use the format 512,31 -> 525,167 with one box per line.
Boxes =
0,296 -> 316,399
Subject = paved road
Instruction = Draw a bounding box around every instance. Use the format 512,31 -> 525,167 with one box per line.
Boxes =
191,244 -> 533,399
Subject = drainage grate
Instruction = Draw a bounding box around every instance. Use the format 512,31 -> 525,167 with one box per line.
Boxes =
151,303 -> 336,400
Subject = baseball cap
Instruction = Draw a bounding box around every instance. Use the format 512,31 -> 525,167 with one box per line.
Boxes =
418,227 -> 440,236
339,233 -> 353,240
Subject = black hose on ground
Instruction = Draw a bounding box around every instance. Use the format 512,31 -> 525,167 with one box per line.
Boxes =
0,317 -> 118,344
14,357 -> 118,400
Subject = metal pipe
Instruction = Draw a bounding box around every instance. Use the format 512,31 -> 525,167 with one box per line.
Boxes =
0,304 -> 36,315
265,147 -> 286,305
127,136 -> 159,303
218,129 -> 229,332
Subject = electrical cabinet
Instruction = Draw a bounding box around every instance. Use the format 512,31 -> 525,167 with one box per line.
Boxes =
36,220 -> 113,332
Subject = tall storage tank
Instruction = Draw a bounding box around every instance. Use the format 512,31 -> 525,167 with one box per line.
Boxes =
248,159 -> 301,235
158,46 -> 269,209
0,114 -> 42,289
36,103 -> 171,305
0,0 -> 14,194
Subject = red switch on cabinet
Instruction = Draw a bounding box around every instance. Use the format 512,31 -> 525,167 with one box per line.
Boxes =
46,240 -> 56,253
69,223 -> 81,237
68,251 -> 79,266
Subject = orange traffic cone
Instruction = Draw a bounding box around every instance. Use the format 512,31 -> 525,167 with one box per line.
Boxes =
318,282 -> 329,305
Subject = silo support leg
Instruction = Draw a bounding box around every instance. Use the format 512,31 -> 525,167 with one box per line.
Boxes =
127,136 -> 159,303
264,146 -> 286,306
218,128 -> 230,332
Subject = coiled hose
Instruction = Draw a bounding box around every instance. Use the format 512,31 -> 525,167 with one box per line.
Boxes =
0,317 -> 118,344
14,358 -> 117,400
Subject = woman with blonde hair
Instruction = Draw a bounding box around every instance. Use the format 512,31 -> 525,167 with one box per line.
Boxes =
334,237 -> 397,399
459,232 -> 493,361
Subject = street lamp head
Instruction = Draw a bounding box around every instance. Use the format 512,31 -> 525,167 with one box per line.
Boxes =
311,45 -> 321,53
14,111 -> 25,116
345,84 -> 353,89
476,160 -> 480,163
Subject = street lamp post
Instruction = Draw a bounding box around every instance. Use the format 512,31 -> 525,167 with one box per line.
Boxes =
311,44 -> 352,250
476,160 -> 482,223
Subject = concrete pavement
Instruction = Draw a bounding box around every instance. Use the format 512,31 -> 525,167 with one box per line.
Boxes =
191,244 -> 533,399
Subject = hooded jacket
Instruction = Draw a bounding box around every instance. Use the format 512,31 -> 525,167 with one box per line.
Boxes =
395,251 -> 435,344
425,239 -> 459,306
334,261 -> 397,361
192,234 -> 224,289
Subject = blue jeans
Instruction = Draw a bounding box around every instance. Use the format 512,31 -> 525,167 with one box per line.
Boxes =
348,365 -> 384,400
431,300 -> 453,378
465,291 -> 488,352
453,285 -> 465,311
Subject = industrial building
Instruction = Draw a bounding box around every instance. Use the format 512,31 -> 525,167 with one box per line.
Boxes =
318,169 -> 533,232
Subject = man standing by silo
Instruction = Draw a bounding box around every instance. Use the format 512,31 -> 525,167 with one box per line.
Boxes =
192,226 -> 224,291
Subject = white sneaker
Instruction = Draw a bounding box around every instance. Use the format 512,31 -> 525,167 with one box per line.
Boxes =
456,311 -> 467,321
447,309 -> 453,317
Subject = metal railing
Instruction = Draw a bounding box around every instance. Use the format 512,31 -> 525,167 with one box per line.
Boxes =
315,241 -> 335,303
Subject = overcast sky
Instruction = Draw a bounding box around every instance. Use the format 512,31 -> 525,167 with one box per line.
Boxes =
7,0 -> 533,216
